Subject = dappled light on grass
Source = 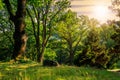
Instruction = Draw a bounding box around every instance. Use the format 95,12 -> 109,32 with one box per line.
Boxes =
0,62 -> 120,80
0,72 -> 4,78
0,61 -> 39,70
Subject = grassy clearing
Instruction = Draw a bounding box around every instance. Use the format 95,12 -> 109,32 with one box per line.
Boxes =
0,62 -> 120,80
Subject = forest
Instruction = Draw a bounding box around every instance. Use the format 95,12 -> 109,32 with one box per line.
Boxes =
0,0 -> 120,80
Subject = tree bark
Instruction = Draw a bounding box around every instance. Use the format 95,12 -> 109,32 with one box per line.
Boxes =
4,0 -> 27,61
68,38 -> 74,65
37,47 -> 45,64
69,51 -> 74,65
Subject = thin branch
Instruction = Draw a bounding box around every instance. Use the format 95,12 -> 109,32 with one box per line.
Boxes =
26,7 -> 37,38
73,28 -> 87,54
45,2 -> 67,46
48,1 -> 67,29
73,37 -> 82,54
32,4 -> 38,19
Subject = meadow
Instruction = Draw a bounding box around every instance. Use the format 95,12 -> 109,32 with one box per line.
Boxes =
0,61 -> 120,80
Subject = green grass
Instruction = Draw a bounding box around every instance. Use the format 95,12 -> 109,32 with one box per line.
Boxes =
0,62 -> 120,80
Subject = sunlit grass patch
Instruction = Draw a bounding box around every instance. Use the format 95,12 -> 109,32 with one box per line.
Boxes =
0,63 -> 120,80
0,72 -> 4,77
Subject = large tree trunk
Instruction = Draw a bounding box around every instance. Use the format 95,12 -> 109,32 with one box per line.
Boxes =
4,0 -> 27,61
13,0 -> 27,60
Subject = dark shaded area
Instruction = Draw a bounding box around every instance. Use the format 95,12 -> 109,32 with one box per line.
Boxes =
43,59 -> 59,67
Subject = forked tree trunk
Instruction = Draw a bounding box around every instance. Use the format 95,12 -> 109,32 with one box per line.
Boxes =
4,0 -> 27,61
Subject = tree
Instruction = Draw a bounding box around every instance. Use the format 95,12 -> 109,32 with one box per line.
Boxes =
100,23 -> 115,49
3,0 -> 27,61
107,21 -> 120,68
27,0 -> 70,63
110,0 -> 120,18
47,35 -> 69,64
106,0 -> 120,68
56,11 -> 88,65
74,19 -> 110,68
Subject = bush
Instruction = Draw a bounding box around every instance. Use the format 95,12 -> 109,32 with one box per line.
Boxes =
0,48 -> 12,61
44,48 -> 57,60
43,59 -> 59,67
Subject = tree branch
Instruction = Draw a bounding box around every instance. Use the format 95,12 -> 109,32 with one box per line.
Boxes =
26,7 -> 37,38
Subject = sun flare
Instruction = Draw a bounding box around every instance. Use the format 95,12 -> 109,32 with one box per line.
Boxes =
93,5 -> 110,22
